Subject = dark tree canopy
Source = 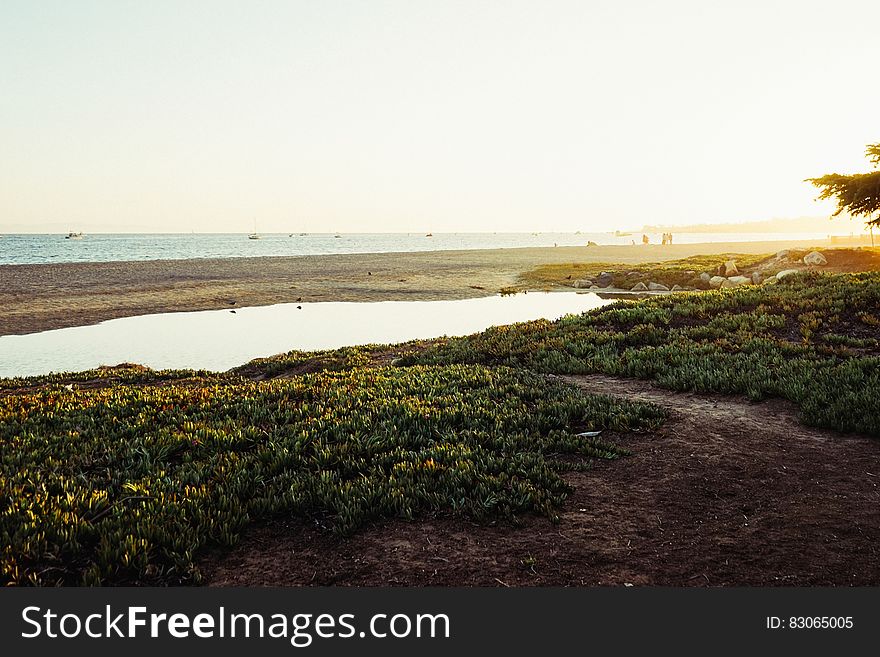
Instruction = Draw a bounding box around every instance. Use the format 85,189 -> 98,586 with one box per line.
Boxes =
807,143 -> 880,228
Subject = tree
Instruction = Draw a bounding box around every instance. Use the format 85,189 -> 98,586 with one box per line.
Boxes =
807,143 -> 880,228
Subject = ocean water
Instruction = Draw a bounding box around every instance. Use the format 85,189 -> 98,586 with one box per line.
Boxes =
0,292 -> 612,377
0,231 -> 846,266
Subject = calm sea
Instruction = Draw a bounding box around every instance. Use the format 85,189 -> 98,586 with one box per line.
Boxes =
0,231 -> 843,266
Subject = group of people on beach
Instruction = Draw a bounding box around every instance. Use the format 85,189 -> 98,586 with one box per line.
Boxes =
636,232 -> 674,245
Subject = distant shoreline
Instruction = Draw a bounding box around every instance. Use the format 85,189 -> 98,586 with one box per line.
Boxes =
1,230 -> 871,267
0,237 -> 868,336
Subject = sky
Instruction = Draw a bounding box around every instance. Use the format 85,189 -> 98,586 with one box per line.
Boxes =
1,0 -> 878,234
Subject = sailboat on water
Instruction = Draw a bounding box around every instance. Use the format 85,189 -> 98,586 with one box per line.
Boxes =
248,219 -> 261,240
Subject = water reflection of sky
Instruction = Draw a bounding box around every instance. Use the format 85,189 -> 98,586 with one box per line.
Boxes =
0,292 -> 612,378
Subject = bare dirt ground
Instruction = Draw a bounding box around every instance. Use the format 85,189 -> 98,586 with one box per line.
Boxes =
0,238 -> 855,335
201,375 -> 880,587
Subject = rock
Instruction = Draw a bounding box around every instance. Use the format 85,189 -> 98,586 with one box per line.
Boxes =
595,271 -> 614,287
776,269 -> 799,280
572,279 -> 593,289
803,250 -> 827,266
764,275 -> 778,284
722,260 -> 739,276
775,249 -> 790,260
751,271 -> 763,285
728,275 -> 751,286
671,284 -> 691,292
709,275 -> 726,288
719,278 -> 736,288
699,272 -> 711,283
630,282 -> 648,291
589,285 -> 600,290
647,282 -> 670,291
684,270 -> 696,275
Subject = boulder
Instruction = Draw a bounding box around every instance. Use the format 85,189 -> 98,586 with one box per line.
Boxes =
573,279 -> 593,289
671,284 -> 692,292
722,260 -> 739,276
708,275 -> 726,288
763,275 -> 778,284
727,275 -> 751,286
647,282 -> 670,291
699,272 -> 711,283
630,282 -> 648,291
719,278 -> 737,288
775,249 -> 790,260
776,269 -> 799,280
803,251 -> 827,266
751,271 -> 763,285
595,271 -> 614,287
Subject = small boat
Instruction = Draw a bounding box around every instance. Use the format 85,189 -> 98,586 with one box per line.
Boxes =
334,233 -> 342,238
425,233 -> 433,237
65,232 -> 84,240
248,219 -> 261,240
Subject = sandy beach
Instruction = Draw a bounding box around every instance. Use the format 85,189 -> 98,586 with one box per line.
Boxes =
0,237 -> 862,335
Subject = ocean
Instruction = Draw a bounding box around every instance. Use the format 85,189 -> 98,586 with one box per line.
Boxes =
0,231 -> 848,266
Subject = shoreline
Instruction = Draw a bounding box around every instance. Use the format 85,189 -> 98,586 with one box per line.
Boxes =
0,237 -> 864,336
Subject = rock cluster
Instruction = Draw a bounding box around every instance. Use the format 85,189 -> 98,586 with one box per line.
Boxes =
702,259 -> 773,289
573,271 -> 615,290
596,251 -> 826,296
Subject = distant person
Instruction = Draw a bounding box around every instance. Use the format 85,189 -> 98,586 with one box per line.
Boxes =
661,233 -> 668,245
631,239 -> 636,245
642,234 -> 649,245
668,232 -> 673,245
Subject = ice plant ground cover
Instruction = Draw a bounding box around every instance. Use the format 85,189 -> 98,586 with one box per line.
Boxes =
406,272 -> 880,435
0,365 -> 664,585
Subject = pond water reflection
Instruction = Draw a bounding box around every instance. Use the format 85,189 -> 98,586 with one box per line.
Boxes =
0,292 -> 612,378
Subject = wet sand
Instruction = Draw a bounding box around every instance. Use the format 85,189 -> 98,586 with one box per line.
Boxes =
0,238 -> 857,335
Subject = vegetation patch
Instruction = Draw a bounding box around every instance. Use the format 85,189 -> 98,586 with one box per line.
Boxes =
516,248 -> 880,292
232,343 -> 429,380
0,365 -> 236,394
518,252 -> 774,291
405,272 -> 880,435
0,365 -> 664,585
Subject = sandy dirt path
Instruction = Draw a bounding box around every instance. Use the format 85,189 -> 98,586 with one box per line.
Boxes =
201,375 -> 880,586
0,238 -> 851,335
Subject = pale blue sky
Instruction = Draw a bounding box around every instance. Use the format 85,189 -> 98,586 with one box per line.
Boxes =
1,0 -> 878,233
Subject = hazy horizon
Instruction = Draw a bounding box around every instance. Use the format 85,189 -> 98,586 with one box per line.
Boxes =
2,1 -> 878,234
0,213 -> 869,236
